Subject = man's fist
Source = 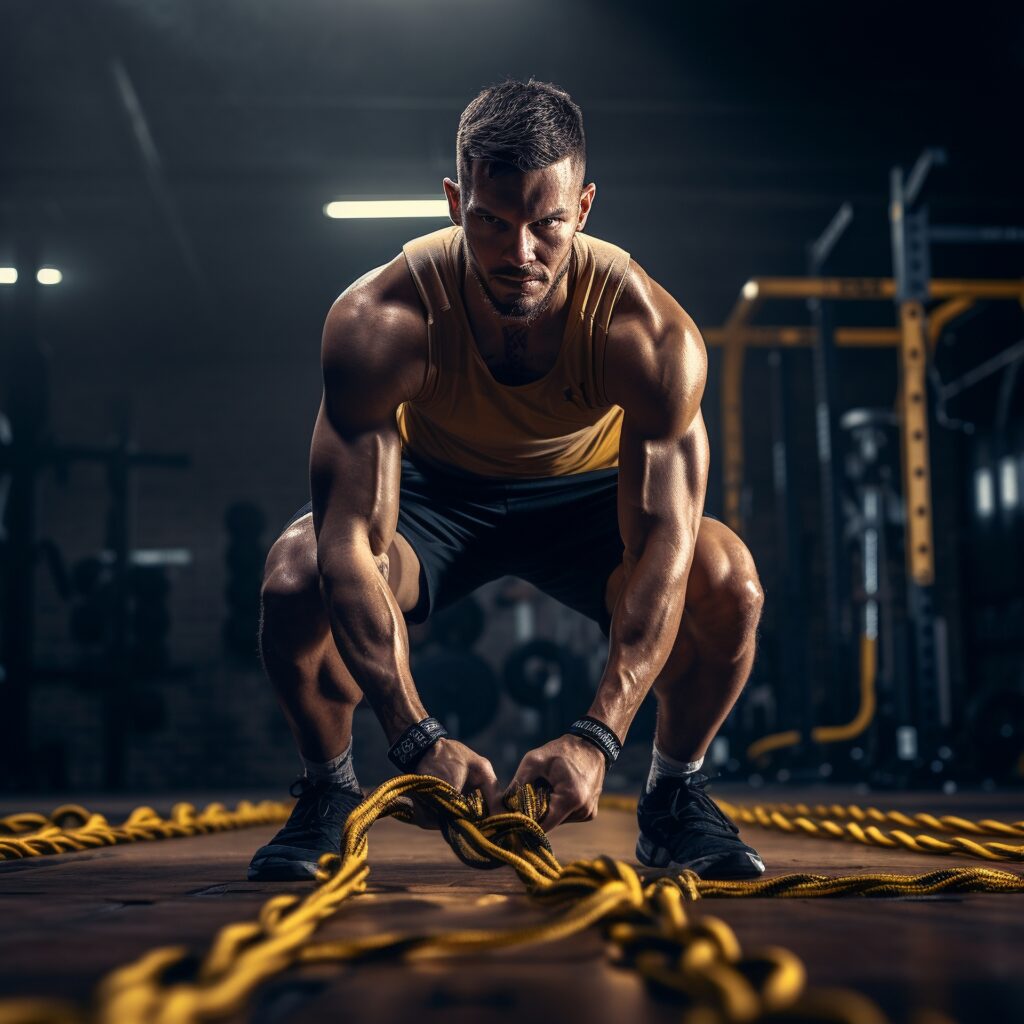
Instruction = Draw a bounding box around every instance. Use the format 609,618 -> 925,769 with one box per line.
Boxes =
507,735 -> 607,830
408,737 -> 503,827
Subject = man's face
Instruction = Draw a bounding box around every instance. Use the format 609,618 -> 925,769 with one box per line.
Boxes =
444,157 -> 595,322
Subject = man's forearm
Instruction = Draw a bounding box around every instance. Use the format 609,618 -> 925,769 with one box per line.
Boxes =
320,544 -> 427,744
587,528 -> 696,740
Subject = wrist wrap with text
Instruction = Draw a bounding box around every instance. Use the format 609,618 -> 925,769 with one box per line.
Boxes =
567,716 -> 622,765
387,717 -> 449,770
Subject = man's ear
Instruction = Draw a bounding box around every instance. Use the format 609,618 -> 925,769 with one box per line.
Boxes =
576,182 -> 597,232
443,177 -> 462,227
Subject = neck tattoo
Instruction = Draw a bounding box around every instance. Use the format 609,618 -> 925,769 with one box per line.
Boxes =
503,325 -> 529,369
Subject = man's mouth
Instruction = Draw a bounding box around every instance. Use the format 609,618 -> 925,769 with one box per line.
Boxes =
493,275 -> 544,290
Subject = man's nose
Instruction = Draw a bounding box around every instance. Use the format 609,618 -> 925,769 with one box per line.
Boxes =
506,226 -> 535,269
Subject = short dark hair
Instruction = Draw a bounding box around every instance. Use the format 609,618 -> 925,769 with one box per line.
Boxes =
456,79 -> 586,189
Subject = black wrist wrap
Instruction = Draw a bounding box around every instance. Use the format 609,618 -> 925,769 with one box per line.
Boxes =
567,716 -> 622,765
388,717 -> 448,770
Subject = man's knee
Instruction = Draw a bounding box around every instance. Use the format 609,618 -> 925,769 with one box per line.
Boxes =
722,542 -> 764,627
696,528 -> 764,637
260,524 -> 326,651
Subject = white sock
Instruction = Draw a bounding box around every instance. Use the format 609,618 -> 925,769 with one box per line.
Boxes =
301,740 -> 359,791
645,743 -> 704,794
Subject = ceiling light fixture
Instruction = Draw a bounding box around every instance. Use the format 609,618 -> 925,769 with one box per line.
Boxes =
36,267 -> 63,285
324,200 -> 450,220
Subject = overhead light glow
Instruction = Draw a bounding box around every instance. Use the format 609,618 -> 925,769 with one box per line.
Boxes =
974,467 -> 994,518
742,280 -> 759,300
999,455 -> 1019,510
0,267 -> 17,285
324,200 -> 450,220
36,267 -> 63,285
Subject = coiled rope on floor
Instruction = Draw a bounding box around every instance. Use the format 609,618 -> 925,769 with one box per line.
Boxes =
602,792 -> 1024,862
598,790 -> 1024,864
0,776 -> 1020,1024
712,799 -> 1024,862
4,792 -> 1022,867
726,801 -> 1024,839
0,801 -> 291,861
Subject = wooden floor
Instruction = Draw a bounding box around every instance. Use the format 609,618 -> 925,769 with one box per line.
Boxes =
1,786 -> 1021,1023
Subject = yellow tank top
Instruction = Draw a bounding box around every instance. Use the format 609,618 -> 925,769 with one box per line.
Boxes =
396,225 -> 629,478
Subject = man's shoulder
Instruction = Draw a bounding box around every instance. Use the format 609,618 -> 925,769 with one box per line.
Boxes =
321,253 -> 429,398
327,223 -> 462,338
608,260 -> 701,349
331,250 -> 425,322
402,223 -> 462,264
576,230 -> 630,265
604,260 -> 707,411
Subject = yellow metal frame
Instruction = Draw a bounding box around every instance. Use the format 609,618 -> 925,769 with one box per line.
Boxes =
897,300 -> 934,584
707,276 -> 1024,585
715,275 -> 1023,763
704,326 -> 901,347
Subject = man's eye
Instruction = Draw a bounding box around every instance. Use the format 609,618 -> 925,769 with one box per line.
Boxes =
479,215 -> 500,225
535,218 -> 559,228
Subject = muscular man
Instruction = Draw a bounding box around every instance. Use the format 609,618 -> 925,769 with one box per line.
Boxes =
249,80 -> 765,882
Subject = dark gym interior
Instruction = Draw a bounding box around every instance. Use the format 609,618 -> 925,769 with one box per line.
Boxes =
2,4 -> 1022,1024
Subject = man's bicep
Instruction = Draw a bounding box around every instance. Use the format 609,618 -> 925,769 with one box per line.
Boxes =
310,392 -> 402,547
616,407 -> 709,567
309,292 -> 416,568
609,299 -> 709,560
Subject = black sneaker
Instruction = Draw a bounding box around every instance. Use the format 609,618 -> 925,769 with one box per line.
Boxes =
635,772 -> 765,880
247,776 -> 364,881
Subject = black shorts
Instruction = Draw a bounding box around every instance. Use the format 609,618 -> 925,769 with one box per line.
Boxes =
283,453 -> 625,637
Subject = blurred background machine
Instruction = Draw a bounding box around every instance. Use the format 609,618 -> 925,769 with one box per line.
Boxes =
712,151 -> 1024,789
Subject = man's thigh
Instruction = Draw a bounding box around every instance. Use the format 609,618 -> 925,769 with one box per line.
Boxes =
601,513 -> 733,637
274,503 -> 422,615
501,472 -> 725,638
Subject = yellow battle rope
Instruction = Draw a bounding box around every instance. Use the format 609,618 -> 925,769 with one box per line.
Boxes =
5,792 -> 1020,867
727,801 -> 1024,839
713,799 -> 1024,862
0,801 -> 291,861
602,793 -> 1024,862
0,776 -> 1020,1024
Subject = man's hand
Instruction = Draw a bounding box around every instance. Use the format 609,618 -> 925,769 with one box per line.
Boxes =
507,735 -> 607,830
407,737 -> 503,828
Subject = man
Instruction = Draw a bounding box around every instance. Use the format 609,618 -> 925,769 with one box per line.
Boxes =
249,79 -> 765,882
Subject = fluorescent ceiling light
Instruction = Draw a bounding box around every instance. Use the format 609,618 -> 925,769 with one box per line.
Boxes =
36,267 -> 63,285
0,267 -> 17,285
999,456 -> 1019,510
324,200 -> 450,220
974,467 -> 994,518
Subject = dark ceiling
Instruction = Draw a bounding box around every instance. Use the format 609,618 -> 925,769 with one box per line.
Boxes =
3,1 -> 1023,364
